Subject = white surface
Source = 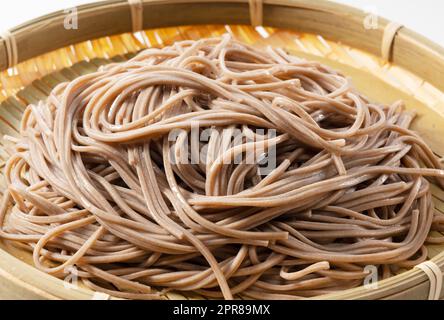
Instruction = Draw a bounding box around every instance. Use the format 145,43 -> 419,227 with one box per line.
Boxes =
0,0 -> 442,46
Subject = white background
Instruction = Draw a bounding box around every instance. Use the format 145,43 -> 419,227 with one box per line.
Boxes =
0,0 -> 443,46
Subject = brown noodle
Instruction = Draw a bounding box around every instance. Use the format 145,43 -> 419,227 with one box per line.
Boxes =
1,35 -> 444,300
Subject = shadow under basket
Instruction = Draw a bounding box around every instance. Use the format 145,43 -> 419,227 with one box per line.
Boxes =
0,0 -> 444,300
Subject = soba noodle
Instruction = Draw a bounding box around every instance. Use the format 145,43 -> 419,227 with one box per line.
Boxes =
1,35 -> 444,300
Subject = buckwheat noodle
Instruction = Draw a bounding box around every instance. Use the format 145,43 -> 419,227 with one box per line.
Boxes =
1,35 -> 444,300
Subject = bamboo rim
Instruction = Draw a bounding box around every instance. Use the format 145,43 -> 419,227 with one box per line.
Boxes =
0,0 -> 443,300
1,0 -> 444,92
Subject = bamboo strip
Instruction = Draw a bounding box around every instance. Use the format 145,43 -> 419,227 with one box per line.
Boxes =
0,0 -> 442,92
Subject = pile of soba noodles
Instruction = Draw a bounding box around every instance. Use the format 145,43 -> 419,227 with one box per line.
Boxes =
1,34 -> 444,300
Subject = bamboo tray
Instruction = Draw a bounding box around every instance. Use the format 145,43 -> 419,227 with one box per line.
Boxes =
0,0 -> 444,300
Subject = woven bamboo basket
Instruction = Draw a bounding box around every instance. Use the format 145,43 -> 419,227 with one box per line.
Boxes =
0,0 -> 444,300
